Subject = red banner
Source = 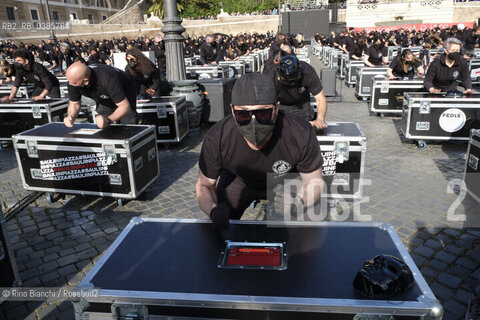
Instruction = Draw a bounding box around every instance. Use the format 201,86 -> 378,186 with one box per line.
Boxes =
352,22 -> 475,34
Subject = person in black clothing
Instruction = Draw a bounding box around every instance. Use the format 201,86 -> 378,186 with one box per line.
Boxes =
350,37 -> 367,60
58,42 -> 82,75
152,34 -> 167,73
387,49 -> 424,80
424,37 -> 472,94
263,55 -> 328,129
124,48 -> 169,99
195,73 -> 324,226
463,25 -> 480,57
214,34 -> 226,61
199,34 -> 220,66
87,46 -> 111,65
364,36 -> 388,67
64,61 -> 138,129
1,49 -> 60,103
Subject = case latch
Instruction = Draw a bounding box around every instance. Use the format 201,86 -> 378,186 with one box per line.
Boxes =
26,140 -> 38,158
419,101 -> 431,114
111,303 -> 148,320
102,144 -> 117,165
156,105 -> 167,119
32,106 -> 42,119
469,154 -> 479,170
380,82 -> 389,93
334,141 -> 350,163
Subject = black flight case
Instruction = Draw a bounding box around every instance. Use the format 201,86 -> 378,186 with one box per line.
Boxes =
464,129 -> 480,203
218,61 -> 246,79
185,65 -> 229,80
0,98 -> 69,142
355,67 -> 389,101
0,215 -> 21,305
136,96 -> 189,143
74,218 -> 443,320
401,92 -> 480,149
316,122 -> 367,204
370,79 -> 425,118
470,58 -> 480,86
0,84 -> 34,98
197,78 -> 236,122
12,123 -> 159,206
345,60 -> 364,87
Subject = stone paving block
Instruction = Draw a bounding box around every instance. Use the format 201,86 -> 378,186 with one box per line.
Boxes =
457,257 -> 479,271
443,299 -> 466,317
424,239 -> 444,250
58,264 -> 77,277
435,251 -> 457,264
438,272 -> 463,288
444,244 -> 465,256
57,254 -> 79,267
413,246 -> 436,258
455,288 -> 474,304
40,271 -> 60,283
430,259 -> 449,271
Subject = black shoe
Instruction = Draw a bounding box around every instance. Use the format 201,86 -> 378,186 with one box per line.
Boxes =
466,286 -> 480,320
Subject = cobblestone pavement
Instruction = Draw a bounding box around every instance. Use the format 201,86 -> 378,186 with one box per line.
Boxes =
0,48 -> 479,320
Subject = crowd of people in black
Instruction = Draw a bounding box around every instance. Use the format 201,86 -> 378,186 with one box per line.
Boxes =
314,24 -> 480,65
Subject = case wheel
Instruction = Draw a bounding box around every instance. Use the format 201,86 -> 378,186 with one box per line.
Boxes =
362,97 -> 369,102
46,193 -> 53,204
345,83 -> 353,88
379,113 -> 385,119
117,198 -> 124,207
417,140 -> 427,149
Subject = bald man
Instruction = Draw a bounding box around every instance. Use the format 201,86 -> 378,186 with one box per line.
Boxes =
65,61 -> 137,129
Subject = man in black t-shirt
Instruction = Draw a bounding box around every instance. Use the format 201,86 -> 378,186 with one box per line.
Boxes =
363,36 -> 388,67
0,49 -> 60,103
87,46 -> 111,66
64,61 -> 137,129
199,34 -> 220,66
196,73 -> 324,229
263,55 -> 328,129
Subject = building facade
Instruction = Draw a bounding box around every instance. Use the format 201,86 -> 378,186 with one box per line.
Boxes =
0,0 -> 127,25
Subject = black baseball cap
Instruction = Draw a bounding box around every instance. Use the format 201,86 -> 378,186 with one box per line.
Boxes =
231,73 -> 277,106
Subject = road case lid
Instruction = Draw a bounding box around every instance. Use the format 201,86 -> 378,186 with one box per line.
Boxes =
405,92 -> 480,100
78,219 -> 440,316
136,96 -> 186,106
315,122 -> 367,140
13,122 -> 154,142
0,98 -> 68,108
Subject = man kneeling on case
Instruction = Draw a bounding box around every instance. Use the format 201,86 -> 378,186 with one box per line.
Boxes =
195,73 -> 325,230
64,61 -> 138,129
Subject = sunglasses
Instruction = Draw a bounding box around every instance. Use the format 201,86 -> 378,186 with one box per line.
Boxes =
126,58 -> 136,62
233,107 -> 274,125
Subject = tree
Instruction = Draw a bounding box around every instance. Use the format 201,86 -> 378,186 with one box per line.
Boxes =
147,0 -> 185,19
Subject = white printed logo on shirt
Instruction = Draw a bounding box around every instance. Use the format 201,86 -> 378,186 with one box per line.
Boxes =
452,71 -> 459,79
272,160 -> 292,174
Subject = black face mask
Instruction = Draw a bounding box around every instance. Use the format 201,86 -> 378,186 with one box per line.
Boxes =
14,62 -> 24,70
447,51 -> 461,61
128,61 -> 137,68
236,117 -> 275,147
70,80 -> 87,89
405,60 -> 413,65
373,43 -> 382,49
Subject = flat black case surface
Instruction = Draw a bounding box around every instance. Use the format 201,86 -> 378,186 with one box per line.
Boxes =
89,222 -> 421,301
